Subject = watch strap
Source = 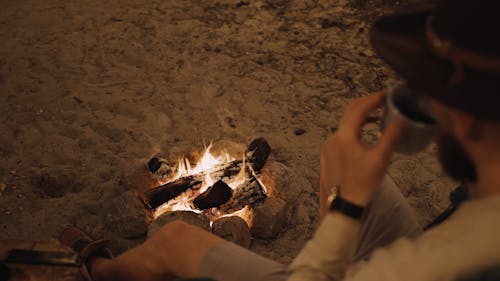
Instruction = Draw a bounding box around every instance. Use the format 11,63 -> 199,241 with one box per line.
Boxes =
329,195 -> 365,219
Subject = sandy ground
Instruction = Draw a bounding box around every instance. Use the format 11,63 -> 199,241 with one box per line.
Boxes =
0,0 -> 453,263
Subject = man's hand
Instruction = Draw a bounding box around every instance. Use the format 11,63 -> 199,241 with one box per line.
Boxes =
320,93 -> 407,217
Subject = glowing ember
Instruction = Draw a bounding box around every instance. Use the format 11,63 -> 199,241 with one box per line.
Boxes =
221,205 -> 252,226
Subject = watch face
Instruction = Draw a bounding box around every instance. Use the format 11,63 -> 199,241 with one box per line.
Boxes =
327,185 -> 339,205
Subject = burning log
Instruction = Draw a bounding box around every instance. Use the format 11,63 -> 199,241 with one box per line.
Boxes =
142,138 -> 271,209
193,180 -> 233,210
218,177 -> 267,214
141,176 -> 202,209
246,137 -> 271,171
148,138 -> 270,180
142,160 -> 241,209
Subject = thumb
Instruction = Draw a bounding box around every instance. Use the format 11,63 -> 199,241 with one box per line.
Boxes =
377,117 -> 409,159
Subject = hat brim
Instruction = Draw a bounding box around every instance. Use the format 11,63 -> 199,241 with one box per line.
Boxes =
370,6 -> 454,93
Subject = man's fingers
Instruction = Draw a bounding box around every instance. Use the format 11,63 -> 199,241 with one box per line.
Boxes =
377,117 -> 408,158
340,93 -> 386,138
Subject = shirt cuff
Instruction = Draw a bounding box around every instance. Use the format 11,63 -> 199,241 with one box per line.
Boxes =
287,213 -> 361,281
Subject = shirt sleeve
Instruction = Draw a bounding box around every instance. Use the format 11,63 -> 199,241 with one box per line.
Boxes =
287,199 -> 500,281
287,212 -> 360,281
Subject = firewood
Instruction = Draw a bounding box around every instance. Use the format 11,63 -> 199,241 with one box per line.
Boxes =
141,176 -> 202,209
246,137 -> 271,171
147,157 -> 163,174
142,161 -> 241,209
149,138 -> 270,182
142,138 -> 271,209
193,180 -> 233,210
218,177 -> 267,214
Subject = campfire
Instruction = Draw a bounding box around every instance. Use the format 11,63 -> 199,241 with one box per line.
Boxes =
140,138 -> 286,247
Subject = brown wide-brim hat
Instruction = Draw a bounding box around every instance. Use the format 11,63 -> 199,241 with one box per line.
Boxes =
370,6 -> 449,91
369,1 -> 500,120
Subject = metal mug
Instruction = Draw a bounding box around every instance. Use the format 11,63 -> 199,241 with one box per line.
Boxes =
382,83 -> 436,154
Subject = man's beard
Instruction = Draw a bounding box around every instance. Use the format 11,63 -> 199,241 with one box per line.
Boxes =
436,132 -> 477,183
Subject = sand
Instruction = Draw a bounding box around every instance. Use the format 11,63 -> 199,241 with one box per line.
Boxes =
0,0 -> 453,263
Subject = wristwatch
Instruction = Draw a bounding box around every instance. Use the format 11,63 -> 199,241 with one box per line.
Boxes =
328,185 -> 365,219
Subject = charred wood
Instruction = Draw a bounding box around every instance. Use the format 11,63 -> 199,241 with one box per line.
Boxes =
245,138 -> 271,172
143,138 -> 271,209
193,180 -> 233,210
218,177 -> 267,214
142,160 -> 242,209
149,138 -> 271,182
141,176 -> 202,209
147,157 -> 176,182
147,157 -> 163,174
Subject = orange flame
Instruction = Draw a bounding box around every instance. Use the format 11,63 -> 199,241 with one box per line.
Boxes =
153,145 -> 258,221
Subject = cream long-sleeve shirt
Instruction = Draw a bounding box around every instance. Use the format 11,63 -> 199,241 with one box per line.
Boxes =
288,194 -> 500,281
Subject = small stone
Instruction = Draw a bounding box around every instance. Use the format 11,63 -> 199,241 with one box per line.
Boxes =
260,161 -> 301,201
105,191 -> 150,239
78,138 -> 92,149
0,183 -> 6,192
235,1 -> 250,8
35,173 -> 82,198
148,211 -> 211,237
249,197 -> 287,239
320,18 -> 343,29
294,129 -> 306,136
212,216 -> 251,248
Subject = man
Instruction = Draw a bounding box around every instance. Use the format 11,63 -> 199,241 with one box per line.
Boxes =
61,0 -> 500,280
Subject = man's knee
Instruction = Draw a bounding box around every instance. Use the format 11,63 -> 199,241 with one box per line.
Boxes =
154,220 -> 221,245
146,220 -> 223,277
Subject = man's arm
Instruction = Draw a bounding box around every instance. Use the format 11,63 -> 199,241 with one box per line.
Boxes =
288,93 -> 407,280
288,213 -> 360,281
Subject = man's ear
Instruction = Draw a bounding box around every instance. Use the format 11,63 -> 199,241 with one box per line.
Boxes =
431,99 -> 483,142
449,109 -> 482,143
